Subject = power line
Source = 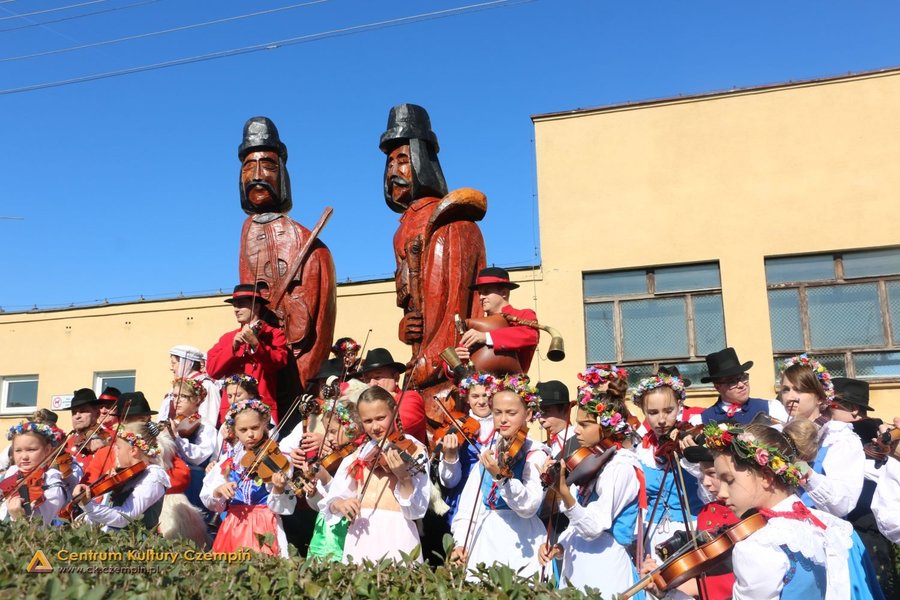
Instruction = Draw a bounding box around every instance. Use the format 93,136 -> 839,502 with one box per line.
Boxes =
0,0 -> 110,21
0,0 -> 535,95
1,0 -> 330,62
0,0 -> 159,33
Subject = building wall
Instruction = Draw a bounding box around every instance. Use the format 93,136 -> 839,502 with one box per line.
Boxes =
532,69 -> 900,418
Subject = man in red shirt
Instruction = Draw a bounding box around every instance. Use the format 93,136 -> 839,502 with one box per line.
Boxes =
354,347 -> 427,447
206,283 -> 289,424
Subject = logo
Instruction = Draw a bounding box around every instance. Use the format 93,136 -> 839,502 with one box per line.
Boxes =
26,550 -> 53,573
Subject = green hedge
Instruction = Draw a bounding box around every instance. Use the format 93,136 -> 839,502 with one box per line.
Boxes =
1,521 -> 597,599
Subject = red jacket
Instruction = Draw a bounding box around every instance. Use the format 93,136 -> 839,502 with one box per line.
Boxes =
206,321 -> 288,424
490,305 -> 539,373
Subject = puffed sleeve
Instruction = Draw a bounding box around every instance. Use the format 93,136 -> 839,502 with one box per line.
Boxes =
83,467 -> 169,530
267,485 -> 297,515
174,422 -> 216,465
872,458 -> 900,543
200,456 -> 230,514
561,460 -> 639,541
802,428 -> 864,517
731,535 -> 788,600
392,437 -> 429,521
494,448 -> 547,519
438,454 -> 462,489
320,447 -> 363,526
37,468 -> 68,526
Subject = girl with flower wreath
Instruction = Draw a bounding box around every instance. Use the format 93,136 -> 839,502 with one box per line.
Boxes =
449,374 -> 549,578
1,420 -> 68,526
167,377 -> 216,522
537,370 -> 646,597
632,374 -> 704,558
200,398 -> 296,557
72,421 -> 171,532
437,371 -> 498,523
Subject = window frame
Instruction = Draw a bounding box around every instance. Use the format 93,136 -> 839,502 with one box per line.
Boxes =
93,370 -> 137,395
1,374 -> 40,416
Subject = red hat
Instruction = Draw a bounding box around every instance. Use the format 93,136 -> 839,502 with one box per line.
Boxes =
469,267 -> 519,291
224,282 -> 269,305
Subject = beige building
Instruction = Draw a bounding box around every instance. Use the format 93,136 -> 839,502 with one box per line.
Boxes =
2,68 -> 898,429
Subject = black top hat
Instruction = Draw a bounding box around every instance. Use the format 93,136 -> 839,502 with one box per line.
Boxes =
98,386 -> 121,403
356,348 -> 407,376
379,103 -> 440,153
657,366 -> 692,388
832,378 -> 874,411
115,392 -> 158,419
683,441 -> 714,464
238,116 -> 288,162
536,380 -> 571,407
312,357 -> 344,381
700,347 -> 754,383
469,267 -> 519,291
69,388 -> 99,410
224,282 -> 270,306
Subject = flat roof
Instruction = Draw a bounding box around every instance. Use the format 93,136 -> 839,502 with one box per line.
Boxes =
531,65 -> 900,121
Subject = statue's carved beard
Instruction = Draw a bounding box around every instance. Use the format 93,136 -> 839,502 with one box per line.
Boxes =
244,180 -> 279,207
389,175 -> 411,205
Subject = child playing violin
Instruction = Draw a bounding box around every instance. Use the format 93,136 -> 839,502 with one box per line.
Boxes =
437,372 -> 498,523
71,421 -> 170,532
450,374 -> 548,578
1,421 -> 67,526
200,398 -> 296,558
322,386 -> 430,564
538,370 -> 644,596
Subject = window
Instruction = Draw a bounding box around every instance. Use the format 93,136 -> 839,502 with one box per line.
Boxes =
583,263 -> 725,386
1,375 -> 39,415
766,247 -> 900,379
94,371 -> 136,394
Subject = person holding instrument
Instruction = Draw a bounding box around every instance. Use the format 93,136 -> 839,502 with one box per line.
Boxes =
322,386 -> 430,564
72,421 -> 170,532
449,375 -> 548,579
538,369 -> 643,596
1,421 -> 67,526
63,388 -> 108,475
700,347 -> 788,426
201,398 -> 296,558
166,377 -> 216,523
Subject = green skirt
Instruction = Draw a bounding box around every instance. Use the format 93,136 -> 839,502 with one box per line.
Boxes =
307,512 -> 348,561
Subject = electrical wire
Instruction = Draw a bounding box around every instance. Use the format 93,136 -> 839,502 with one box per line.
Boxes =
0,0 -> 535,95
0,0 -> 110,21
1,0 -> 330,62
0,0 -> 159,33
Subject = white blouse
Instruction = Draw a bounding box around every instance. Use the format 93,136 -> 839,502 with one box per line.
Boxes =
172,421 -> 216,466
0,465 -> 67,526
437,412 -> 495,489
82,463 -> 170,531
871,457 -> 900,544
802,420 -> 864,517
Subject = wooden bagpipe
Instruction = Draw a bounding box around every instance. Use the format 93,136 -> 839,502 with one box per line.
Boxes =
452,312 -> 565,374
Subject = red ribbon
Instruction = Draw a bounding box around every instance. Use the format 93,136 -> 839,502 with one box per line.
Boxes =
759,501 -> 827,530
642,431 -> 658,449
725,403 -> 740,418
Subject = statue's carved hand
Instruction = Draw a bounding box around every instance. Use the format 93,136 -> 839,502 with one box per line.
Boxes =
399,311 -> 424,344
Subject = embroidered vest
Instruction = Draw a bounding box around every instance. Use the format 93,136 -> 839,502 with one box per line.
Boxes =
577,475 -> 640,546
480,446 -> 528,511
778,544 -> 827,599
701,397 -> 771,425
641,462 -> 701,522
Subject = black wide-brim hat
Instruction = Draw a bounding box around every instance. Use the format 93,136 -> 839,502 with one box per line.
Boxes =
536,380 -> 571,407
224,283 -> 269,306
832,377 -> 874,411
469,267 -> 519,291
116,391 -> 158,418
68,388 -> 99,410
700,347 -> 753,383
356,348 -> 407,375
312,357 -> 344,381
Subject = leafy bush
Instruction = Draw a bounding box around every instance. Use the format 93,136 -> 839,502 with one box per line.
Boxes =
1,521 -> 597,599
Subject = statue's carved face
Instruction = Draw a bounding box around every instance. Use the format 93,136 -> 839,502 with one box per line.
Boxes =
241,150 -> 281,209
385,144 -> 413,208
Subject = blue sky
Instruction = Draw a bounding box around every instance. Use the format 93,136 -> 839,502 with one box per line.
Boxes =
2,0 -> 899,311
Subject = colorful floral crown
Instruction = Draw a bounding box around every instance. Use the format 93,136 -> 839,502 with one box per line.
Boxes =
575,367 -> 635,440
498,374 -> 541,415
702,422 -> 802,487
223,373 -> 259,387
116,425 -> 160,457
780,353 -> 835,402
459,372 -> 499,394
332,338 -> 360,356
225,398 -> 270,429
7,421 -> 64,447
172,377 -> 206,401
633,374 -> 687,406
323,398 -> 359,438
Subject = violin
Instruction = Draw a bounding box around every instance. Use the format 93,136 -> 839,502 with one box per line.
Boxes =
319,442 -> 357,476
58,462 -> 148,522
617,512 -> 768,599
864,427 -> 900,461
52,452 -> 74,479
240,438 -> 304,495
496,427 -> 529,480
431,410 -> 481,456
540,440 -> 618,490
160,414 -> 202,439
371,431 -> 428,476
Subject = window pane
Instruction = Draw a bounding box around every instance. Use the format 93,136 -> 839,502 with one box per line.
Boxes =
621,297 -> 688,360
584,270 -> 647,297
655,264 -> 720,293
774,353 -> 847,380
663,362 -> 714,389
767,289 -> 804,351
854,352 -> 900,379
7,380 -> 38,409
888,281 -> 900,344
807,284 -> 884,348
765,255 -> 834,284
622,364 -> 657,389
693,294 -> 726,356
100,376 -> 135,394
842,248 -> 900,279
585,302 -> 616,363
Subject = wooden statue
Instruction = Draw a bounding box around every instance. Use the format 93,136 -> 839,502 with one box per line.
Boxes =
237,116 -> 337,391
380,104 -> 487,423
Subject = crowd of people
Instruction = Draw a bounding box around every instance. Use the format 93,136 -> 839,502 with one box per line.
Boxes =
2,269 -> 899,600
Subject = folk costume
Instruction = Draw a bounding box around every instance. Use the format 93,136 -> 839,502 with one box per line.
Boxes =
354,349 -> 429,447
871,457 -> 900,544
437,410 -> 495,522
82,463 -> 170,532
158,345 -> 222,429
0,465 -> 67,527
700,348 -> 789,425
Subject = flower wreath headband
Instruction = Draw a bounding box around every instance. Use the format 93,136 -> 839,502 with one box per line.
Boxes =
702,421 -> 803,487
172,377 -> 206,401
323,398 -> 360,438
8,421 -> 64,447
576,366 -> 634,440
780,353 -> 835,402
225,398 -> 270,429
332,338 -> 360,356
223,373 -> 259,387
459,372 -> 499,394
499,374 -> 541,416
116,425 -> 160,458
633,373 -> 687,406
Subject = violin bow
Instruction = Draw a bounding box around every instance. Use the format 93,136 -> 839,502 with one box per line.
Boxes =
460,433 -> 502,571
431,397 -> 480,451
540,416 -> 572,583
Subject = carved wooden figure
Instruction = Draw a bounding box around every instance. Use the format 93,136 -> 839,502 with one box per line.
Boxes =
237,117 -> 337,390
